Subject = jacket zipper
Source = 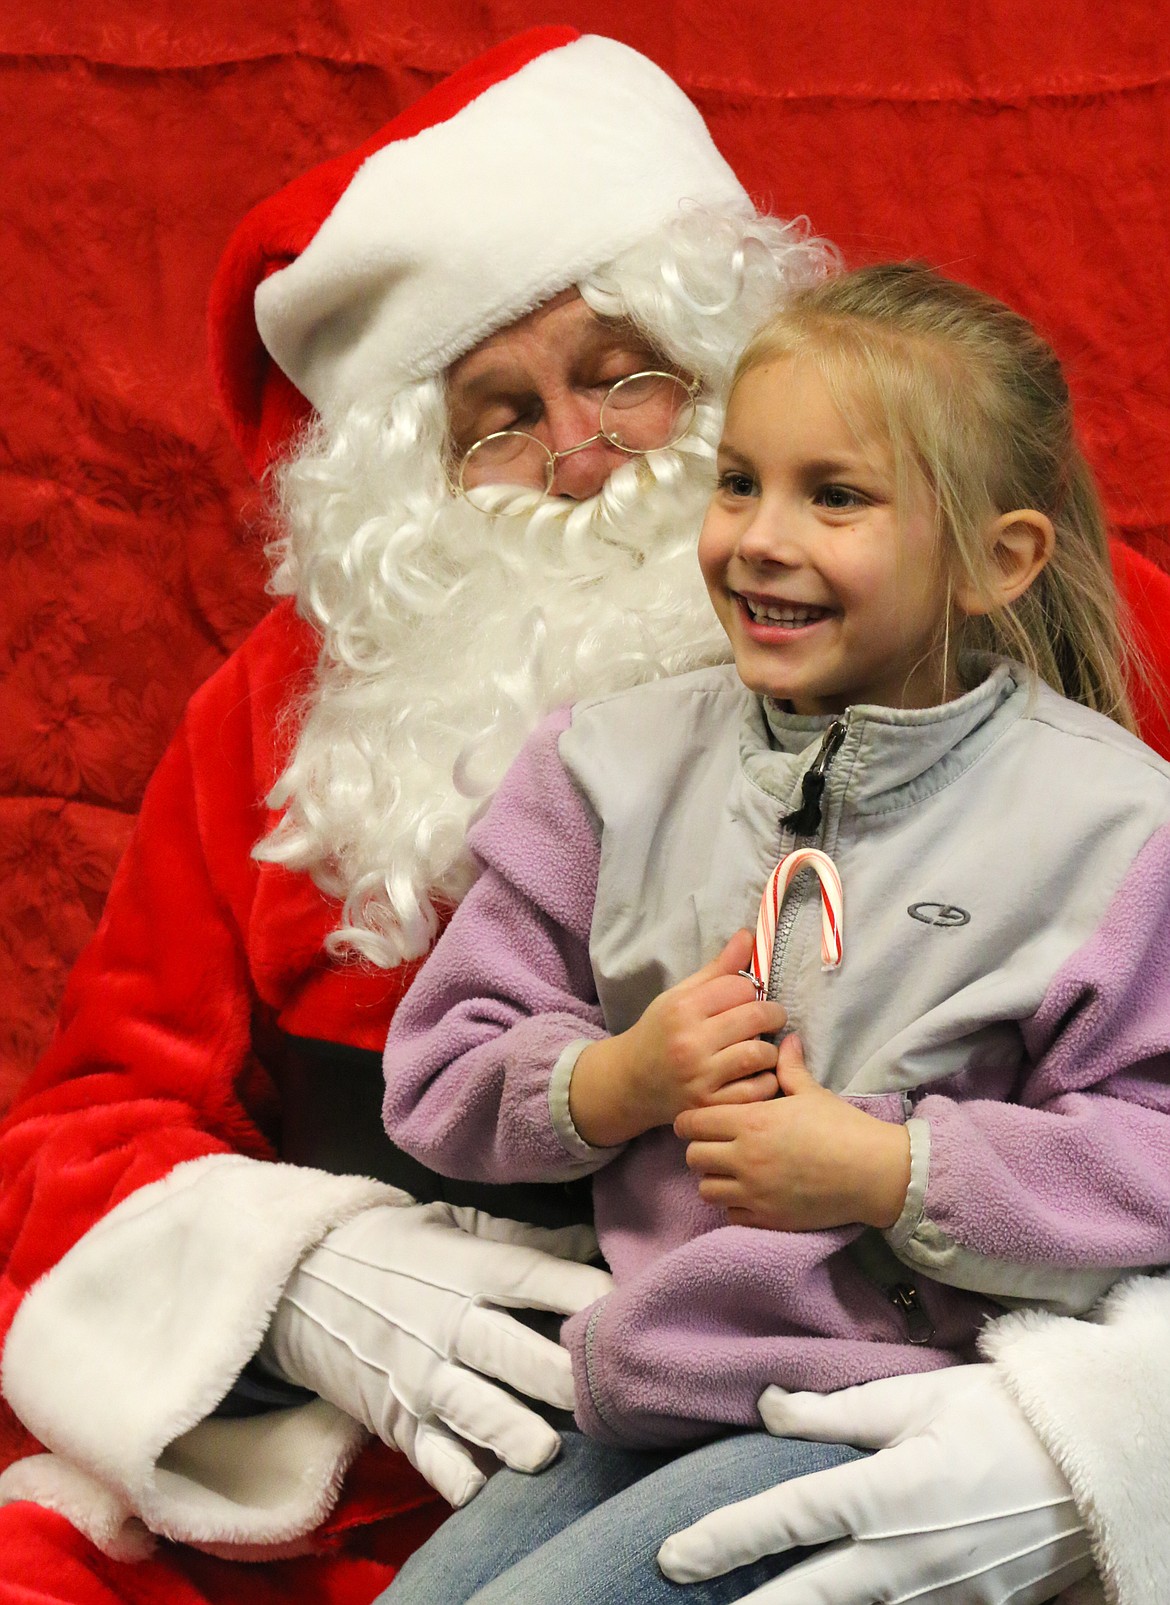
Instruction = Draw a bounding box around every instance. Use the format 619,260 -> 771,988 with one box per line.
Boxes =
847,1231 -> 937,1347
771,718 -> 932,1349
766,717 -> 848,998
887,1281 -> 935,1345
780,718 -> 847,837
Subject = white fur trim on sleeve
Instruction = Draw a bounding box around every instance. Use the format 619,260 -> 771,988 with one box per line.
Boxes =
0,1452 -> 153,1562
0,1153 -> 405,1552
980,1272 -> 1170,1605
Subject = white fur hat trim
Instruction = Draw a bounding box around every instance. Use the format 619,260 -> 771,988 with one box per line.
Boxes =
254,35 -> 751,422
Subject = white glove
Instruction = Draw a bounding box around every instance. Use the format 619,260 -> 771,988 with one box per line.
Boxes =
657,1366 -> 1096,1604
262,1200 -> 611,1509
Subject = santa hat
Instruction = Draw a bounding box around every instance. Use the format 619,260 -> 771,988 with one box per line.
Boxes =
208,28 -> 751,479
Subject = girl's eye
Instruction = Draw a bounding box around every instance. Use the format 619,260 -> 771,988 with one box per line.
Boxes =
815,483 -> 865,511
717,471 -> 757,498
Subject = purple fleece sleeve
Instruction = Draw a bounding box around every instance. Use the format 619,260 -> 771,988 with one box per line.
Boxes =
382,708 -> 609,1184
898,822 -> 1170,1273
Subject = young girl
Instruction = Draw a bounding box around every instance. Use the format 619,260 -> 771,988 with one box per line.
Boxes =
377,264 -> 1170,1603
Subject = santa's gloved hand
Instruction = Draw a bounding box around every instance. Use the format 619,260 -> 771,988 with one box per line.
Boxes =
262,1200 -> 610,1508
657,1365 -> 1095,1604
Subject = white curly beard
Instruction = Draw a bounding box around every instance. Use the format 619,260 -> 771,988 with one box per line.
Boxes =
257,401 -> 727,966
254,208 -> 836,966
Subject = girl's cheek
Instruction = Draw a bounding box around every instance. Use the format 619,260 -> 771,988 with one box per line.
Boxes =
696,520 -> 725,583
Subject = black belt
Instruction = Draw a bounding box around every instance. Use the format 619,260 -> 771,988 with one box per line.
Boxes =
261,1028 -> 595,1231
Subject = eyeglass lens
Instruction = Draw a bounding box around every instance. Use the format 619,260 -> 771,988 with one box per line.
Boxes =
599,373 -> 694,451
459,372 -> 696,494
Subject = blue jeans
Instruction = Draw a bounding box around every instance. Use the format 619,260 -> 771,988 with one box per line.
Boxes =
379,1430 -> 866,1604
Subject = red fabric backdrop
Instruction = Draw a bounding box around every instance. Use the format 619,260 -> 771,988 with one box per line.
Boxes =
2,0 -> 1168,1108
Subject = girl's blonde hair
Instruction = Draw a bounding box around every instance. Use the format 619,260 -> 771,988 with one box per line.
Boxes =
735,262 -> 1137,728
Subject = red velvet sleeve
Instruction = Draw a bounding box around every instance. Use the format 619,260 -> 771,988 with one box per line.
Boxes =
0,602 -> 408,1352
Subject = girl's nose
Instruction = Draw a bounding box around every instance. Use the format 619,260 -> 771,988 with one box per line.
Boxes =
737,504 -> 801,566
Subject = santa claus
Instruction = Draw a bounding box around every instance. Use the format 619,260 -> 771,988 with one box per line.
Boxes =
0,26 -> 1165,1605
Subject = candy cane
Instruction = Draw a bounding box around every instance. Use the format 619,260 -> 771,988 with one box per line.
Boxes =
746,847 -> 844,999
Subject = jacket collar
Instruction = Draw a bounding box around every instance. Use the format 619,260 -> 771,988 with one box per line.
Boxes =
741,658 -> 1027,814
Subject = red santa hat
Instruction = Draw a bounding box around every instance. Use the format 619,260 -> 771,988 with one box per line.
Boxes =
208,28 -> 751,479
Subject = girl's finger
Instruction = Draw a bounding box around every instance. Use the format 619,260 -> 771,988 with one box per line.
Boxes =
697,1175 -> 745,1207
689,971 -> 771,1018
704,999 -> 787,1051
703,1069 -> 778,1105
675,1104 -> 752,1141
709,1035 -> 781,1079
683,1139 -> 737,1175
775,1034 -> 818,1094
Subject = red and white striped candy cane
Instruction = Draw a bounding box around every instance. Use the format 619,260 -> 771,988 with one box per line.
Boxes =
746,847 -> 844,999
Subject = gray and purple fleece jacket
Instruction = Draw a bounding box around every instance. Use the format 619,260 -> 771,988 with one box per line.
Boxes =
383,661 -> 1170,1447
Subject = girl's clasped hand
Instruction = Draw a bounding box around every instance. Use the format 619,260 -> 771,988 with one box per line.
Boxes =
568,928 -> 784,1145
572,922 -> 911,1233
677,1032 -> 911,1232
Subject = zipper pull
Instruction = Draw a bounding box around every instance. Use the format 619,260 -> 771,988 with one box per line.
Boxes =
889,1282 -> 935,1345
781,719 -> 846,837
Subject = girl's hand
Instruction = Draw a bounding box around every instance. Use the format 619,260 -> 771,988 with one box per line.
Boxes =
569,930 -> 786,1147
674,1034 -> 911,1230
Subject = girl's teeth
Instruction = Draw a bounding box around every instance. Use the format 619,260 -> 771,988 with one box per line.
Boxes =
746,600 -> 824,625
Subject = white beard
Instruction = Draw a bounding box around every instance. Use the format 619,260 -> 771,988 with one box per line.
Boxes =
256,396 -> 729,967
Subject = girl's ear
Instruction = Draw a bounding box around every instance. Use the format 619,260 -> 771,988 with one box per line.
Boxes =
953,509 -> 1055,617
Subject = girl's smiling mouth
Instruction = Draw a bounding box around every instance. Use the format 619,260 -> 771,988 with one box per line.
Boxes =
735,592 -> 834,630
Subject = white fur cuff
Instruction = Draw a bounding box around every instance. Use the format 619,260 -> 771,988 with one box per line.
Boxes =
982,1272 -> 1170,1605
0,1452 -> 153,1562
1,1153 -> 403,1549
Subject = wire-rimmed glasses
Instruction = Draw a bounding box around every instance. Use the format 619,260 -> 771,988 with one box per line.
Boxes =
454,371 -> 700,509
